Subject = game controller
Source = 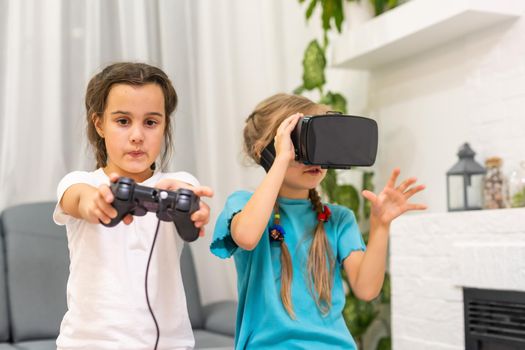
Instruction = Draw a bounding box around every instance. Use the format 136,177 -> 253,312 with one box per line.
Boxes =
102,177 -> 201,242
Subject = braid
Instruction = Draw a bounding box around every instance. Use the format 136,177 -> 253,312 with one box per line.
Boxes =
307,189 -> 335,314
271,203 -> 295,319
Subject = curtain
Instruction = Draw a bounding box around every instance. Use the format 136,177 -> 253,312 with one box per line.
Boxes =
0,0 -> 330,303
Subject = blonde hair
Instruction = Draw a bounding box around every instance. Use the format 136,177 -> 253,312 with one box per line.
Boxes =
243,93 -> 335,317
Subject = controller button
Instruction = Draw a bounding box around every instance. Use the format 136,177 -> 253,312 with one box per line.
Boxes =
176,196 -> 191,212
160,191 -> 168,200
116,184 -> 131,200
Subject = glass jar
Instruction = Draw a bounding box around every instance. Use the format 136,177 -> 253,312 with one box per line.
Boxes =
483,157 -> 508,209
509,161 -> 525,208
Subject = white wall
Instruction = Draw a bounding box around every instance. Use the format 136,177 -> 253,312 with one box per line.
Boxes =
366,16 -> 525,212
390,208 -> 525,349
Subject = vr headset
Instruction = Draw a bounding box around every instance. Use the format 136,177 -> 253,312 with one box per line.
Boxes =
260,114 -> 378,172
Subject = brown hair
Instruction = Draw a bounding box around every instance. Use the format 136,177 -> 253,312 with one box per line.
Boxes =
243,93 -> 335,317
85,62 -> 178,170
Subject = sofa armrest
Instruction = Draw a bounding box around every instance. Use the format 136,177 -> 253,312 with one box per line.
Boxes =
202,300 -> 237,337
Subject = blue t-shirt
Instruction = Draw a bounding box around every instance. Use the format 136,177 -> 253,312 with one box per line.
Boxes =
210,191 -> 366,350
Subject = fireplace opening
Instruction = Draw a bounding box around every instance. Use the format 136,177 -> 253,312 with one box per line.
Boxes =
464,287 -> 525,350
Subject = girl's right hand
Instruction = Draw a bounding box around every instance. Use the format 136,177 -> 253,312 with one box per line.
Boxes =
78,173 -> 133,225
273,113 -> 303,165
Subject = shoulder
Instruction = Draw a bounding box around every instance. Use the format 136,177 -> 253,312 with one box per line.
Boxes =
58,169 -> 105,187
158,171 -> 200,187
326,203 -> 357,225
225,190 -> 253,205
220,190 -> 253,212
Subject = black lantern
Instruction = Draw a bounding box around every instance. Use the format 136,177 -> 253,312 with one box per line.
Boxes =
447,143 -> 486,211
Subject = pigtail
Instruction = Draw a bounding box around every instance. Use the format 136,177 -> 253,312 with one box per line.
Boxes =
307,189 -> 335,315
271,203 -> 295,319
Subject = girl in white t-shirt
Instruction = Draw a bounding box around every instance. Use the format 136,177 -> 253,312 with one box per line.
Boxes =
54,62 -> 213,350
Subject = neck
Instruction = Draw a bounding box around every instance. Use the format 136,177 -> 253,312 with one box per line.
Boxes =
278,186 -> 309,200
102,166 -> 154,183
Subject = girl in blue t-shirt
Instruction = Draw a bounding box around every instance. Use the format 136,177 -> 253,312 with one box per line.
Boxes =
211,93 -> 426,349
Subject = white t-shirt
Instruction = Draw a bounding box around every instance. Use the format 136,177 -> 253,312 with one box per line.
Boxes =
53,168 -> 198,350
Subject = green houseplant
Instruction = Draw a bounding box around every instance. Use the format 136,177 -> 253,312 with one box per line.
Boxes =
294,0 -> 402,348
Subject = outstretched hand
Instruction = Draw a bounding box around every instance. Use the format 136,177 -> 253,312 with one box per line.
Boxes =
362,168 -> 427,226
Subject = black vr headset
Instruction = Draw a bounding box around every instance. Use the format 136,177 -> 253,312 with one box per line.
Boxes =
260,114 -> 378,172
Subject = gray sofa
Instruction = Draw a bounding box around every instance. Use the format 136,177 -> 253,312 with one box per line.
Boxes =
0,202 -> 236,349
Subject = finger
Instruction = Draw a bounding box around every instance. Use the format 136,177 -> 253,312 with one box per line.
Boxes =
283,114 -> 302,135
108,172 -> 120,183
122,214 -> 133,225
98,185 -> 114,203
192,186 -> 214,198
397,177 -> 417,193
96,196 -> 118,219
404,184 -> 426,199
362,190 -> 377,204
386,168 -> 401,189
94,207 -> 111,225
199,227 -> 205,237
155,179 -> 186,191
191,210 -> 208,224
406,203 -> 427,211
276,113 -> 302,135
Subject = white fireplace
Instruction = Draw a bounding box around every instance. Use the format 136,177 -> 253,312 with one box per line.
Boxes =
390,208 -> 525,349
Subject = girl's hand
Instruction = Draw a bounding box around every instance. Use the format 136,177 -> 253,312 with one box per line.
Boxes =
273,113 -> 303,164
78,173 -> 133,225
155,179 -> 214,237
362,168 -> 427,227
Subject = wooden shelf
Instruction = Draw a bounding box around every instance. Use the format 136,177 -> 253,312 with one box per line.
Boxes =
332,0 -> 525,70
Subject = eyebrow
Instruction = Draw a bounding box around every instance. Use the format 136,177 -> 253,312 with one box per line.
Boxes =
111,110 -> 164,117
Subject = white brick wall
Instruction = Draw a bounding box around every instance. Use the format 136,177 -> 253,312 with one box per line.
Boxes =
390,208 -> 525,349
366,15 -> 525,212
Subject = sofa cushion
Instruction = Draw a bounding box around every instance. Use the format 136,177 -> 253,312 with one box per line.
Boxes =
193,329 -> 234,349
180,244 -> 205,328
1,202 -> 68,342
10,339 -> 56,350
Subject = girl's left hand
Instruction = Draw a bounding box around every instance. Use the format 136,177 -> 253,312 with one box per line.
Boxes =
155,179 -> 214,237
362,168 -> 426,227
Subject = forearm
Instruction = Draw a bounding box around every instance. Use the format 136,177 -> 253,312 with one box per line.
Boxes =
231,157 -> 288,250
352,220 -> 390,300
60,183 -> 94,219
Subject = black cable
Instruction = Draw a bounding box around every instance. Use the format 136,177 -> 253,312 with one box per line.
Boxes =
145,218 -> 161,350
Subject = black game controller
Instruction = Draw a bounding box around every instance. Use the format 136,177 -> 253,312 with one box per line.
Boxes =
102,177 -> 201,242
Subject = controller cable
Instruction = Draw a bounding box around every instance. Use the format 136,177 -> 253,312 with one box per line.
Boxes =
145,193 -> 166,350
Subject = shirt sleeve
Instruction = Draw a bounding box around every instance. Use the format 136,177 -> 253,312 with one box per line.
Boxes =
336,205 -> 366,265
210,191 -> 252,259
53,171 -> 97,226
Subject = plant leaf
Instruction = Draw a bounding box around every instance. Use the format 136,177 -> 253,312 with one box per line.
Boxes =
320,169 -> 338,202
376,337 -> 392,350
333,184 -> 360,222
334,0 -> 344,33
305,0 -> 318,20
293,85 -> 306,95
380,273 -> 391,304
320,91 -> 347,113
302,40 -> 326,90
362,171 -> 374,219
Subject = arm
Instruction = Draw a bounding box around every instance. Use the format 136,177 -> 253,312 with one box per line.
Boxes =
60,181 -> 119,225
344,168 -> 426,301
231,114 -> 302,250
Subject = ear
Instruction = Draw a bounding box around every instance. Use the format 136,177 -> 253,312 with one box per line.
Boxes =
92,113 -> 104,138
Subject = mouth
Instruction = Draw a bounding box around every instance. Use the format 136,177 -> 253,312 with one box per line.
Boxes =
128,151 -> 146,158
304,167 -> 322,175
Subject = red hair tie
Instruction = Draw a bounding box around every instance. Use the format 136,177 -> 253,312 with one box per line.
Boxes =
317,205 -> 331,222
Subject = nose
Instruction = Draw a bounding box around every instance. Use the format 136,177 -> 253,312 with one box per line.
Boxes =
129,125 -> 144,144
